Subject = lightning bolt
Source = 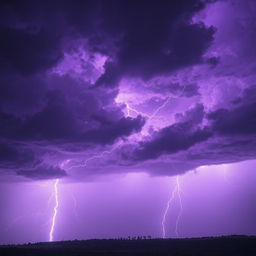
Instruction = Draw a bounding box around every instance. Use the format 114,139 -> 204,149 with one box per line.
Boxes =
125,102 -> 151,118
64,96 -> 172,173
49,148 -> 118,240
148,97 -> 171,120
162,176 -> 183,238
162,179 -> 177,239
54,86 -> 186,241
68,87 -> 184,171
121,82 -> 186,121
67,146 -> 117,170
49,179 -> 59,242
123,97 -> 170,120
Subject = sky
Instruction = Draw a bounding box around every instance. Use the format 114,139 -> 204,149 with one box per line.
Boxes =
0,0 -> 256,244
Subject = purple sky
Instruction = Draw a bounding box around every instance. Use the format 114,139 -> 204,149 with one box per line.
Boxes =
0,0 -> 256,244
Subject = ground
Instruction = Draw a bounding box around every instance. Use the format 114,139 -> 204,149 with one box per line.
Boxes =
1,235 -> 256,256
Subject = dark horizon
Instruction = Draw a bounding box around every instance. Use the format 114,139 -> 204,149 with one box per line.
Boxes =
1,235 -> 256,256
1,234 -> 256,246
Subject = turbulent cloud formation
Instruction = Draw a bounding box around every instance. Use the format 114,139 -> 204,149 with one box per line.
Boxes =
131,104 -> 211,160
16,164 -> 67,180
0,0 -> 256,181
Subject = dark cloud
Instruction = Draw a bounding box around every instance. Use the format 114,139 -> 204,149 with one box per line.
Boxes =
152,82 -> 200,97
2,0 -> 255,181
175,103 -> 205,124
0,78 -> 145,143
0,71 -> 145,179
204,56 -> 220,67
96,0 -> 215,86
208,86 -> 256,136
0,26 -> 62,75
130,104 -> 211,160
1,0 -> 214,79
0,73 -> 47,116
133,126 -> 211,161
0,143 -> 37,169
123,87 -> 256,172
208,103 -> 256,136
185,136 -> 256,166
82,116 -> 145,145
16,164 -> 67,180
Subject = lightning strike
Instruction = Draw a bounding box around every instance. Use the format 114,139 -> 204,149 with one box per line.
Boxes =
120,82 -> 186,121
162,176 -> 183,238
162,180 -> 178,239
150,83 -> 186,120
59,87 -> 186,240
125,102 -> 151,118
49,179 -> 60,242
149,97 -> 171,120
54,148 -> 120,239
123,98 -> 170,120
67,146 -> 118,170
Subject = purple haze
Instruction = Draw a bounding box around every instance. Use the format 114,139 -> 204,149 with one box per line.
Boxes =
0,0 -> 256,244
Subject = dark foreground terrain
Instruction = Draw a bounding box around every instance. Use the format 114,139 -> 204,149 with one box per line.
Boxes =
0,235 -> 256,256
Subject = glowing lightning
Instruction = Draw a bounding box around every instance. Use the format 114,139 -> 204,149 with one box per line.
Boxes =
148,82 -> 186,120
67,90 -> 183,170
148,97 -> 171,120
125,102 -> 151,118
161,176 -> 183,238
120,82 -> 186,121
124,97 -> 170,120
49,179 -> 59,242
44,79 -> 186,241
65,95 -> 173,171
162,180 -> 178,238
67,146 -> 118,170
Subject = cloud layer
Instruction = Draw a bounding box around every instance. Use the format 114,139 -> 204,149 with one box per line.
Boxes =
0,0 -> 256,180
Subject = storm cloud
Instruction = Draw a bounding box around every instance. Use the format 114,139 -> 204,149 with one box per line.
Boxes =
0,0 -> 256,181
